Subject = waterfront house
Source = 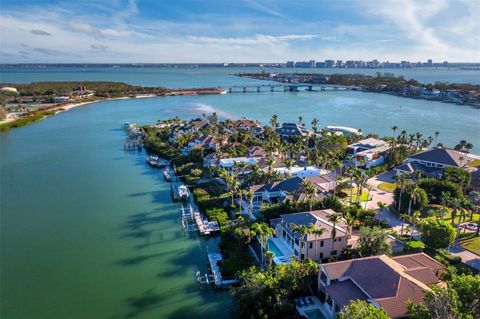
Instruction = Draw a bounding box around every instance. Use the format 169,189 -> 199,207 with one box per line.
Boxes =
185,118 -> 209,133
252,175 -> 336,206
269,210 -> 349,263
182,134 -> 219,154
235,119 -> 260,130
318,253 -> 445,318
346,138 -> 390,168
276,123 -> 307,140
393,148 -> 473,178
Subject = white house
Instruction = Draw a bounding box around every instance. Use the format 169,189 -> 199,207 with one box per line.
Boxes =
346,138 -> 390,169
274,166 -> 323,178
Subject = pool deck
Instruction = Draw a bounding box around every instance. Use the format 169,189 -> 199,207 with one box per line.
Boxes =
269,237 -> 294,264
296,296 -> 331,319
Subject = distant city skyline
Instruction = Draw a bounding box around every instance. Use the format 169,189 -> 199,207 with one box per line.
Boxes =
0,0 -> 479,63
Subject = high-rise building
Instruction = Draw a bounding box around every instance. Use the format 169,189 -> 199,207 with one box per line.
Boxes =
325,60 -> 334,68
309,60 -> 316,68
427,59 -> 433,66
286,61 -> 295,68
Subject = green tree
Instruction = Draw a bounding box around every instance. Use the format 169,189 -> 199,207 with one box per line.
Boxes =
357,226 -> 392,257
443,166 -> 471,189
408,274 -> 480,319
231,259 -> 319,319
338,300 -> 389,319
251,223 -> 274,268
419,217 -> 456,249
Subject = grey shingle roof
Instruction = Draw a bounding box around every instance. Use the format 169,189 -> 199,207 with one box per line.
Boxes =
409,148 -> 472,167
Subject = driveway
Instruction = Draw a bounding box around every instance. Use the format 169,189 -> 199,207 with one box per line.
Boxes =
449,245 -> 480,271
366,170 -> 395,209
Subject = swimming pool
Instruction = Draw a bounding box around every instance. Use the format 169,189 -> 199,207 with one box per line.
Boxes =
304,309 -> 327,319
268,238 -> 284,257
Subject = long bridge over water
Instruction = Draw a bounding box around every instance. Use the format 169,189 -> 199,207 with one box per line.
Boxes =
221,83 -> 363,93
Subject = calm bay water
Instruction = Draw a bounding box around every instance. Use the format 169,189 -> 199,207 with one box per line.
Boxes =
0,67 -> 479,319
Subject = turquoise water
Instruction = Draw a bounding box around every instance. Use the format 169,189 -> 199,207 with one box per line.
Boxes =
268,239 -> 284,257
0,67 -> 479,319
1,66 -> 480,86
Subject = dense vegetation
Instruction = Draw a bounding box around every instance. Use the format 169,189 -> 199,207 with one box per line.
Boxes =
0,81 -> 169,98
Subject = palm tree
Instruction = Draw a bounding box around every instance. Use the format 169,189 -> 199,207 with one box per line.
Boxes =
409,211 -> 421,242
408,187 -> 422,215
377,201 -> 387,225
310,224 -> 325,262
245,189 -> 254,216
301,179 -> 317,210
399,213 -> 409,236
440,191 -> 451,220
364,185 -> 373,210
433,131 -> 439,147
251,223 -> 274,267
284,158 -> 294,178
297,116 -> 303,126
290,223 -> 311,260
344,211 -> 356,238
270,114 -> 278,129
311,118 -> 319,134
219,169 -> 237,206
391,125 -> 398,141
264,251 -> 275,268
327,212 -> 340,254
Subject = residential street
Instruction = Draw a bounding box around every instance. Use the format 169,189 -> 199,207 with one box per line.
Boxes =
449,245 -> 480,271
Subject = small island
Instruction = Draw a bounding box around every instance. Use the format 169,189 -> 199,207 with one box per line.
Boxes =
126,114 -> 480,319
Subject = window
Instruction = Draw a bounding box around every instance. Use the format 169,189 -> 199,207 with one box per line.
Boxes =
294,238 -> 299,246
320,240 -> 324,247
309,242 -> 313,249
320,252 -> 323,259
300,254 -> 305,260
282,229 -> 286,237
320,272 -> 328,285
294,249 -> 299,256
301,242 -> 305,248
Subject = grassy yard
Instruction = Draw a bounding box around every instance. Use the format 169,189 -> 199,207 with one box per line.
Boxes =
443,209 -> 479,224
459,233 -> 480,255
406,240 -> 425,249
342,187 -> 372,203
377,182 -> 396,193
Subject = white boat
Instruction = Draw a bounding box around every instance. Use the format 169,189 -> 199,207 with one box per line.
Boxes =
177,185 -> 190,200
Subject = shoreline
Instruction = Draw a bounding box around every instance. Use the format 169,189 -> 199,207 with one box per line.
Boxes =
0,94 -> 161,126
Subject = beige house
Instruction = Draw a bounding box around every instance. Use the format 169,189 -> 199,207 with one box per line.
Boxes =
269,210 -> 349,263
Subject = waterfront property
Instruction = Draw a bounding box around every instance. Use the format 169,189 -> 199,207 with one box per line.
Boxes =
346,138 -> 390,168
252,175 -> 337,207
183,133 -> 220,154
276,122 -> 307,140
217,157 -> 259,173
270,210 -> 349,263
394,147 -> 473,178
318,253 -> 446,318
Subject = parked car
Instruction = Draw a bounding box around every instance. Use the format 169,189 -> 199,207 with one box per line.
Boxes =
462,223 -> 479,231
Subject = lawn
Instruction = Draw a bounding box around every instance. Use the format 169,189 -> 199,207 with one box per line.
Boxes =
377,182 -> 396,193
459,233 -> 480,255
443,209 -> 479,224
406,240 -> 425,249
342,187 -> 372,203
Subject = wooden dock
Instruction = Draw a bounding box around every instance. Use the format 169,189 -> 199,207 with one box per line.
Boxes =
196,252 -> 238,288
194,212 -> 220,235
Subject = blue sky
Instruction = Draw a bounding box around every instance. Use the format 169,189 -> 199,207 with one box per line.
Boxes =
0,0 -> 479,63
